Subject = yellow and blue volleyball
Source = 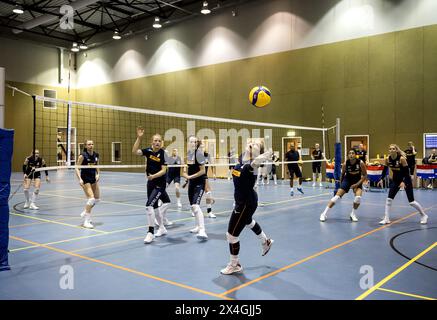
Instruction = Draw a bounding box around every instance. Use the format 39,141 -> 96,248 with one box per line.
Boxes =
249,86 -> 271,108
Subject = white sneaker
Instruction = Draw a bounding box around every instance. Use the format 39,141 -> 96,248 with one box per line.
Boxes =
190,226 -> 200,233
197,229 -> 208,240
80,211 -> 93,223
29,203 -> 39,210
350,212 -> 359,222
164,218 -> 173,226
208,212 -> 216,218
220,263 -> 243,275
23,201 -> 30,209
83,219 -> 94,229
420,214 -> 428,225
312,183 -> 316,187
379,218 -> 391,225
320,213 -> 327,222
319,183 -> 323,187
144,232 -> 155,244
262,239 -> 274,256
156,227 -> 167,237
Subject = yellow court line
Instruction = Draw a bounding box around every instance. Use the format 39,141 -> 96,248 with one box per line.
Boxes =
376,287 -> 436,301
10,235 -> 231,300
356,241 -> 437,300
9,207 -> 144,228
10,212 -> 108,234
218,208 -> 431,297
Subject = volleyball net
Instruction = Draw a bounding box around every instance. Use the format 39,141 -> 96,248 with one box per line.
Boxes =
30,94 -> 339,179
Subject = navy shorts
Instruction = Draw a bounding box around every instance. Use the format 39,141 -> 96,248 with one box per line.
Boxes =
288,164 -> 302,178
166,172 -> 181,185
188,181 -> 205,205
340,176 -> 362,193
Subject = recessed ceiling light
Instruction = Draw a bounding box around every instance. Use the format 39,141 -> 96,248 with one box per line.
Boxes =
153,17 -> 162,29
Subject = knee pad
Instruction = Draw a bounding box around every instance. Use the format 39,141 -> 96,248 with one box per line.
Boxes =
86,198 -> 96,207
33,188 -> 40,195
24,188 -> 29,192
331,195 -> 341,203
226,232 -> 239,244
246,219 -> 256,229
191,204 -> 201,214
94,199 -> 100,205
386,198 -> 393,206
353,196 -> 361,204
146,206 -> 155,215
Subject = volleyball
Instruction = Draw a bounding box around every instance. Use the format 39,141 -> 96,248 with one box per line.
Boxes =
249,86 -> 271,108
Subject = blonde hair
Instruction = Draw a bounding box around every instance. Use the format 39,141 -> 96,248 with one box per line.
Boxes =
389,144 -> 406,158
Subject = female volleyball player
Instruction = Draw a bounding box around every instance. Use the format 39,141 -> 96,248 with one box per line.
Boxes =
183,136 -> 208,240
377,144 -> 428,225
75,140 -> 100,229
22,149 -> 49,210
320,149 -> 367,222
203,150 -> 216,218
132,128 -> 171,243
221,141 -> 274,275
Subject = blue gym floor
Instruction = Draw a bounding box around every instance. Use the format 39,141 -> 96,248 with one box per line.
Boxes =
1,172 -> 436,300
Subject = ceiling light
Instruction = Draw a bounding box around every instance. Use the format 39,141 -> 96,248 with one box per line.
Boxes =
79,42 -> 88,50
153,17 -> 162,29
201,1 -> 211,15
112,31 -> 121,40
71,42 -> 79,52
12,5 -> 24,14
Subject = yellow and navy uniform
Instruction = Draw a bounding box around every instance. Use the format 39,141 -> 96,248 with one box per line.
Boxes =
80,151 -> 99,184
385,154 -> 414,202
227,163 -> 260,252
340,159 -> 363,192
23,156 -> 48,180
142,147 -> 170,208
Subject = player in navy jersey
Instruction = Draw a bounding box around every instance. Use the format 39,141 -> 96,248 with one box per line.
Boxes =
377,144 -> 428,225
311,143 -> 324,187
183,136 -> 208,240
220,141 -> 274,275
166,148 -> 183,209
22,149 -> 49,210
284,144 -> 304,196
320,149 -> 367,222
75,140 -> 100,229
133,128 -> 171,243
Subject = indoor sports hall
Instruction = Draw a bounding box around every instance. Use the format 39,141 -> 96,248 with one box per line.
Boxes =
0,0 -> 436,302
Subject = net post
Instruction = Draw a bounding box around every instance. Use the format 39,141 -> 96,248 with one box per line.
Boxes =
66,101 -> 72,166
334,118 -> 341,194
32,95 -> 36,155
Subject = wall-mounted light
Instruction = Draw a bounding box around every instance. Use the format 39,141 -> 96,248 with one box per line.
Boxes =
153,17 -> 162,29
201,1 -> 211,15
